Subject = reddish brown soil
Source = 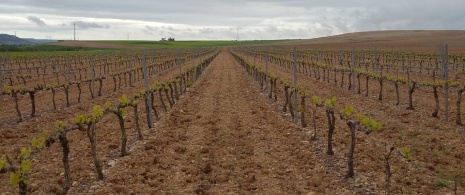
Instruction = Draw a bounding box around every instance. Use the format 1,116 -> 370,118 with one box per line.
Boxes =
1,48 -> 463,194
70,50 -> 349,194
239,51 -> 464,194
49,41 -> 142,49
279,30 -> 465,53
0,53 -> 215,194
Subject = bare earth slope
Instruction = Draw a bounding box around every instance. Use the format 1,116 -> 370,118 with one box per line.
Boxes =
279,30 -> 465,53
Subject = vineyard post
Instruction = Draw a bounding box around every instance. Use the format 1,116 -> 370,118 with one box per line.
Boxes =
351,48 -> 356,91
439,45 -> 444,77
293,47 -> 298,124
66,52 -> 71,82
254,53 -> 257,83
142,51 -> 153,128
0,53 -> 3,94
265,51 -> 269,92
178,50 -> 182,77
444,44 -> 449,121
91,55 -> 95,99
130,51 -> 134,85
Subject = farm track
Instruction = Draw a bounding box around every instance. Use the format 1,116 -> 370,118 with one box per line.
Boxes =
0,52 -> 218,194
68,49 -> 352,194
237,51 -> 463,194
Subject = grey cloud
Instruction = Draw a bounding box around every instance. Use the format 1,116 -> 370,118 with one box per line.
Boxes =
1,0 -> 464,40
74,21 -> 110,29
199,28 -> 214,34
161,26 -> 175,31
27,16 -> 46,26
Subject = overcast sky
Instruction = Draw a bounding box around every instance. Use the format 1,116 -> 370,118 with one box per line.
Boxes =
0,0 -> 463,40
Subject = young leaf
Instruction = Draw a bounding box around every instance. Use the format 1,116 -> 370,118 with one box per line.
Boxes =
92,105 -> 104,119
54,120 -> 65,129
20,160 -> 32,173
0,157 -> 7,170
340,106 -> 355,120
9,172 -> 20,185
20,148 -> 31,158
325,98 -> 337,109
312,95 -> 322,105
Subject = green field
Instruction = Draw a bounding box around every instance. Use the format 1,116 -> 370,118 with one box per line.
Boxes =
100,40 -> 286,48
0,40 -> 287,56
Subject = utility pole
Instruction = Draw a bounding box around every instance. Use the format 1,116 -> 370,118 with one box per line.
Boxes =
74,22 -> 76,41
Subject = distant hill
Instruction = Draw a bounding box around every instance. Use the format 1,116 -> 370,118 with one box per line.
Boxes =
0,34 -> 32,45
23,38 -> 57,44
278,30 -> 465,53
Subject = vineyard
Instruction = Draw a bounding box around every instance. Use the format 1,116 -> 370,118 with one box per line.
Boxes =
0,45 -> 464,194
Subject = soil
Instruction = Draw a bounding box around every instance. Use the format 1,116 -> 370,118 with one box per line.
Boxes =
236,50 -> 464,194
0,51 -> 217,194
0,48 -> 462,194
71,49 -> 347,194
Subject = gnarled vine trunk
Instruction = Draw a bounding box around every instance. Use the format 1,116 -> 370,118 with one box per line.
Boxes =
283,85 -> 290,112
395,82 -> 400,105
28,91 -> 36,117
407,82 -> 416,110
346,120 -> 358,178
158,88 -> 167,112
51,88 -> 57,110
326,109 -> 336,155
86,123 -> 104,180
456,89 -> 465,125
133,105 -> 143,140
59,131 -> 71,195
13,92 -> 22,122
300,96 -> 307,127
432,86 -> 439,117
117,114 -> 128,157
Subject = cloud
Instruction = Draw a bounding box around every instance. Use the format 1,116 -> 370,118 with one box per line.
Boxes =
1,0 -> 463,40
27,16 -> 46,26
145,25 -> 153,31
74,21 -> 110,29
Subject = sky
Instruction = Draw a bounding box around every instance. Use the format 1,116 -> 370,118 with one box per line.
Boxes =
0,0 -> 464,41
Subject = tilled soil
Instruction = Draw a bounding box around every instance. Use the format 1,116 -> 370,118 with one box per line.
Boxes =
237,51 -> 462,194
0,53 -> 216,194
0,54 -> 210,156
73,50 -> 353,194
2,49 -> 460,194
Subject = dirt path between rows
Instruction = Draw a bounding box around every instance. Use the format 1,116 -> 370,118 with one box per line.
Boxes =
76,49 -> 349,194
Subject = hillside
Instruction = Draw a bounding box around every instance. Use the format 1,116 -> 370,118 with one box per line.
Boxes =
279,30 -> 465,53
0,34 -> 32,45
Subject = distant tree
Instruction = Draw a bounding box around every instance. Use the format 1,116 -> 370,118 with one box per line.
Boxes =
160,37 -> 166,41
168,37 -> 175,41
